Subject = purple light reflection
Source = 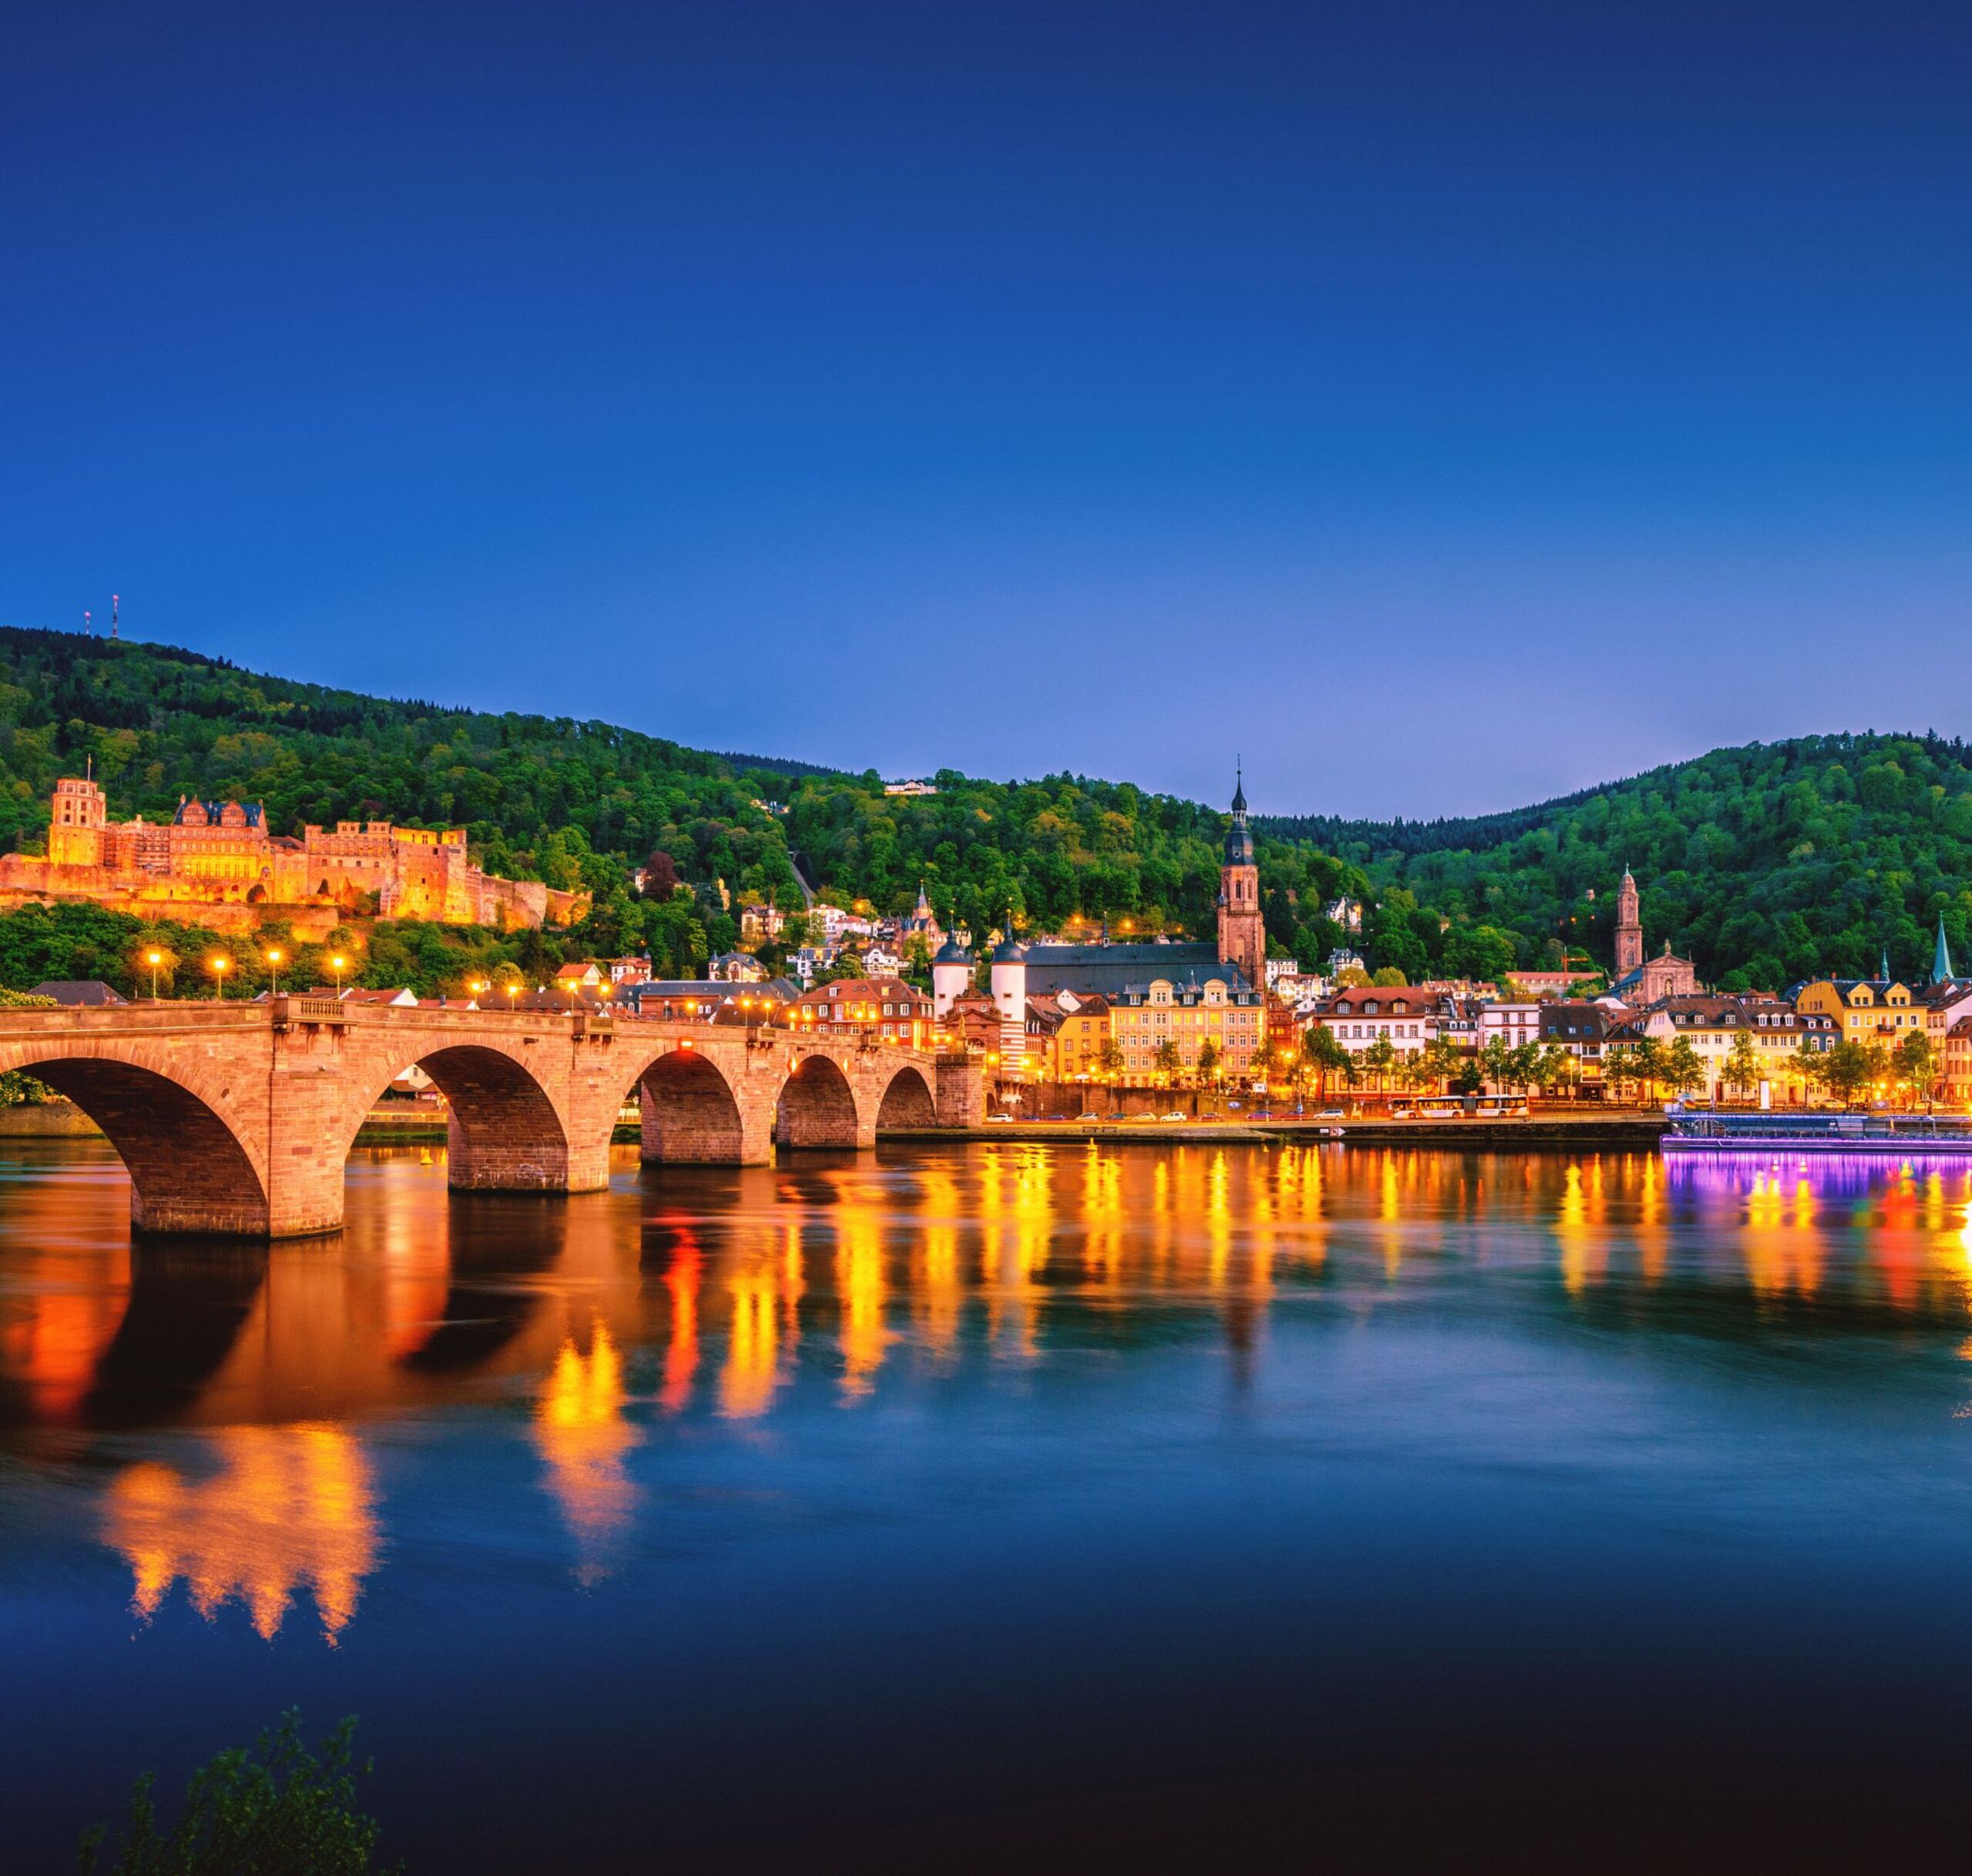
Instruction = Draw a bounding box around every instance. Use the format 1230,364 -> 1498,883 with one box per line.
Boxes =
1663,1149 -> 1972,1205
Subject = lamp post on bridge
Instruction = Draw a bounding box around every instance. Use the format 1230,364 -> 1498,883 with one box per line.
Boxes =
147,950 -> 163,1001
210,956 -> 230,1000
264,947 -> 283,996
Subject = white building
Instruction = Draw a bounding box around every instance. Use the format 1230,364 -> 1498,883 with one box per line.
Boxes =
1479,1002 -> 1541,1051
1313,986 -> 1444,1054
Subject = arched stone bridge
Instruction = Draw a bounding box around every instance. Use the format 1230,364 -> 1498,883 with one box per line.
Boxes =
0,997 -> 983,1237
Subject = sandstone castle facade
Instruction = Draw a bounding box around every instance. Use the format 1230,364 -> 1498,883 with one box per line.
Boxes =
0,776 -> 585,933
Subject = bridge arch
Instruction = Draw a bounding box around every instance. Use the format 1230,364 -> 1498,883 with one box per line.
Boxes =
874,1062 -> 937,1132
8,1053 -> 270,1234
348,1043 -> 571,1191
632,1048 -> 746,1164
776,1053 -> 861,1150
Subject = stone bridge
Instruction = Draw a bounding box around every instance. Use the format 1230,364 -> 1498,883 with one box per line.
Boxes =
0,997 -> 983,1237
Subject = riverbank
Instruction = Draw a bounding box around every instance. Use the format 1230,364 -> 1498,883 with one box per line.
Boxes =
890,1112 -> 1670,1147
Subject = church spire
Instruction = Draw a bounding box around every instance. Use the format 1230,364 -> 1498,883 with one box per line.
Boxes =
1231,759 -> 1246,818
1880,943 -> 1892,983
1936,913 -> 1954,985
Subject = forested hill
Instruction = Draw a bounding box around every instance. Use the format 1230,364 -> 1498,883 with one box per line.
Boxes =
3,626 -> 1961,990
0,627 -> 1375,976
1261,733 -> 1972,990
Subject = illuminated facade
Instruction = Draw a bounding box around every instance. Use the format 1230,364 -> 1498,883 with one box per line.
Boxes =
4,776 -> 585,931
1109,973 -> 1265,1080
1793,977 -> 1924,1041
784,976 -> 934,1047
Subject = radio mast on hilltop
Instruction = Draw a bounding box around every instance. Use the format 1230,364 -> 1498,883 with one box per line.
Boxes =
111,595 -> 119,640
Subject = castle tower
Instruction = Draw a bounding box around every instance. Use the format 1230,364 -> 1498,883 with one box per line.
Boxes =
48,776 -> 108,868
1216,767 -> 1264,992
1615,866 -> 1643,977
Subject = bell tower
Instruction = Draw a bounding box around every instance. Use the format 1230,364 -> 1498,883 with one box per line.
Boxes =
1216,766 -> 1265,992
1615,866 -> 1643,977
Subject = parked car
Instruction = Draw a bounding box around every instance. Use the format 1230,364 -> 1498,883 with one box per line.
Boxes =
986,1113 -> 1016,1124
1162,1111 -> 1188,1121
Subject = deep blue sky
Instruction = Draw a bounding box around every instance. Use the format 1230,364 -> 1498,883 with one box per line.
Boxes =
5,2 -> 1968,817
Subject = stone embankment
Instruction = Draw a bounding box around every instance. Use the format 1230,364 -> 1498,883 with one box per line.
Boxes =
888,1113 -> 1669,1148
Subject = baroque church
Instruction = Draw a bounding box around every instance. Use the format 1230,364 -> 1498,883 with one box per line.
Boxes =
1608,866 -> 1700,1003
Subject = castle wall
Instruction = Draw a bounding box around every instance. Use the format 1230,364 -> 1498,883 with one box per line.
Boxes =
0,782 -> 588,932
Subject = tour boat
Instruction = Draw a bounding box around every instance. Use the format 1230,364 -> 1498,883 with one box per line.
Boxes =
1662,1107 -> 1972,1157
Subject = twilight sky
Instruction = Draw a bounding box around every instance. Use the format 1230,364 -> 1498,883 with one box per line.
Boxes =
5,2 -> 1969,819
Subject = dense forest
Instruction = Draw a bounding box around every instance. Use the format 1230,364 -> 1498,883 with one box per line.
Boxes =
0,628 -> 1383,985
0,628 -> 1960,994
1264,733 -> 1972,990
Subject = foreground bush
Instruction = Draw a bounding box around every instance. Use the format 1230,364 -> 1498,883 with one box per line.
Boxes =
79,1710 -> 399,1875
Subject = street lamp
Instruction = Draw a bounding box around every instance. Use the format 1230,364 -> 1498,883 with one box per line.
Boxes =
506,981 -> 521,1011
146,950 -> 163,1000
330,953 -> 347,993
264,947 -> 283,995
210,956 -> 230,1000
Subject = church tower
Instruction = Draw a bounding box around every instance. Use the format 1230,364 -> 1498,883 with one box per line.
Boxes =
1614,866 -> 1643,977
1216,768 -> 1265,993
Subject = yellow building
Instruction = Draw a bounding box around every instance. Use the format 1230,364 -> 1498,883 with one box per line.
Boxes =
1025,996 -> 1112,1082
1109,974 -> 1265,1082
1793,977 -> 1923,1044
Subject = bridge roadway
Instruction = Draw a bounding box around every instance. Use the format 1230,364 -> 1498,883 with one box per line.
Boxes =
0,994 -> 983,1237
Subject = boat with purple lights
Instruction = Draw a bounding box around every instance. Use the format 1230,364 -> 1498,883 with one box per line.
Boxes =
1662,1106 -> 1972,1157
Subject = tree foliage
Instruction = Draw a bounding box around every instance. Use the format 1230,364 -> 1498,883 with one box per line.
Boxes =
1266,732 -> 1972,987
79,1710 -> 397,1876
7,630 -> 1964,988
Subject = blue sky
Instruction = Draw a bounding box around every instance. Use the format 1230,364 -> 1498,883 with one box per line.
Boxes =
5,2 -> 1968,817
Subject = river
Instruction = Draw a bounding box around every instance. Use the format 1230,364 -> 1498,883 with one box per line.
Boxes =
6,1137 -> 1972,1870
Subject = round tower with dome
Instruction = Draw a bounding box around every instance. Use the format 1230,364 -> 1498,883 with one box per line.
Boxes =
931,929 -> 973,1018
990,920 -> 1028,1023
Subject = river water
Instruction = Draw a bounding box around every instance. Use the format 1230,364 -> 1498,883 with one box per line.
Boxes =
7,1137 -> 1972,1869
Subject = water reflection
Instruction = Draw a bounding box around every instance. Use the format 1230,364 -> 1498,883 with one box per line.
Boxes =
10,1141 -> 1972,1642
102,1422 -> 377,1642
535,1325 -> 637,1584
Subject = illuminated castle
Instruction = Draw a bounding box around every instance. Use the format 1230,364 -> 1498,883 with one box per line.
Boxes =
2,775 -> 585,932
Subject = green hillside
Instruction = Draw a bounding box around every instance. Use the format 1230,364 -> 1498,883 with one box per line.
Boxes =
1262,733 -> 1972,990
0,627 -> 1377,986
0,626 -> 1956,996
